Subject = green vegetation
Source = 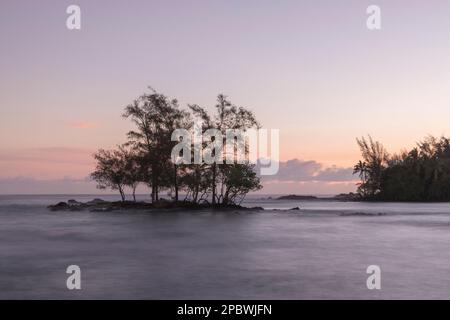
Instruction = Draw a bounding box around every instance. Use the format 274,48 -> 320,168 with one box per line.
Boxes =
354,135 -> 450,201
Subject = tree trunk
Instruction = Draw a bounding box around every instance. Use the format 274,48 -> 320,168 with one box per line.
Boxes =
174,164 -> 179,202
119,186 -> 125,202
193,168 -> 200,203
223,187 -> 230,205
151,164 -> 156,203
211,163 -> 217,205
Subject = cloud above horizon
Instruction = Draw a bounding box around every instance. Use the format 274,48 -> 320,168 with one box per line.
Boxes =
0,155 -> 357,194
255,159 -> 357,194
0,147 -> 96,180
259,159 -> 355,183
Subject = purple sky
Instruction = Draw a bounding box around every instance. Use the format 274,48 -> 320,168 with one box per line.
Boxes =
2,1 -> 450,194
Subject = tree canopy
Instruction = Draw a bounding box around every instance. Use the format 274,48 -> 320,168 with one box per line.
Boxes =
91,88 -> 262,205
354,135 -> 450,201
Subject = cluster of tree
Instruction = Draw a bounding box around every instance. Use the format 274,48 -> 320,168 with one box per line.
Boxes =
90,88 -> 262,205
353,135 -> 450,201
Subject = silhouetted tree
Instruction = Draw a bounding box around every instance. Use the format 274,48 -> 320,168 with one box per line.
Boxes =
354,135 -> 450,201
122,88 -> 188,202
92,88 -> 263,206
353,160 -> 369,197
121,146 -> 144,202
91,148 -> 129,201
355,136 -> 388,198
189,94 -> 260,205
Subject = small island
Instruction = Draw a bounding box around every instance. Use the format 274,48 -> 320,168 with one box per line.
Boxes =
275,193 -> 361,201
48,198 -> 264,212
50,89 -> 263,212
276,195 -> 318,200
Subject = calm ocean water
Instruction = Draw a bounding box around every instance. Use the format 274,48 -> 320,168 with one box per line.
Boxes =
1,194 -> 450,299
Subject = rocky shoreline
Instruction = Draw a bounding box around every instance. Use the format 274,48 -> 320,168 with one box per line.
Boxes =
47,199 -> 267,212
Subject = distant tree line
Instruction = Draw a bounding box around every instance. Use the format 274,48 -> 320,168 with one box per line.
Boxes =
91,88 -> 262,205
353,135 -> 450,201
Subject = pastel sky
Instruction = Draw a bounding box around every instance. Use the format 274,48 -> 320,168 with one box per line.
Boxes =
2,0 -> 450,194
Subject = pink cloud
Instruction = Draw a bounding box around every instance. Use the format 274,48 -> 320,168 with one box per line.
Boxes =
0,147 -> 96,180
67,121 -> 98,129
258,159 -> 355,183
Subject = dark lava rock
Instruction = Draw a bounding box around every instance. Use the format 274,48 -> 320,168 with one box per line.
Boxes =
48,199 -> 265,213
87,198 -> 107,205
277,195 -> 317,200
333,193 -> 361,201
48,202 -> 69,211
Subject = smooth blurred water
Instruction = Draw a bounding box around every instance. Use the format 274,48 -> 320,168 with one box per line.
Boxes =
1,194 -> 450,299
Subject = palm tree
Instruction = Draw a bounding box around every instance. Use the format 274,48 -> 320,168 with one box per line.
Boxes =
353,160 -> 369,197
